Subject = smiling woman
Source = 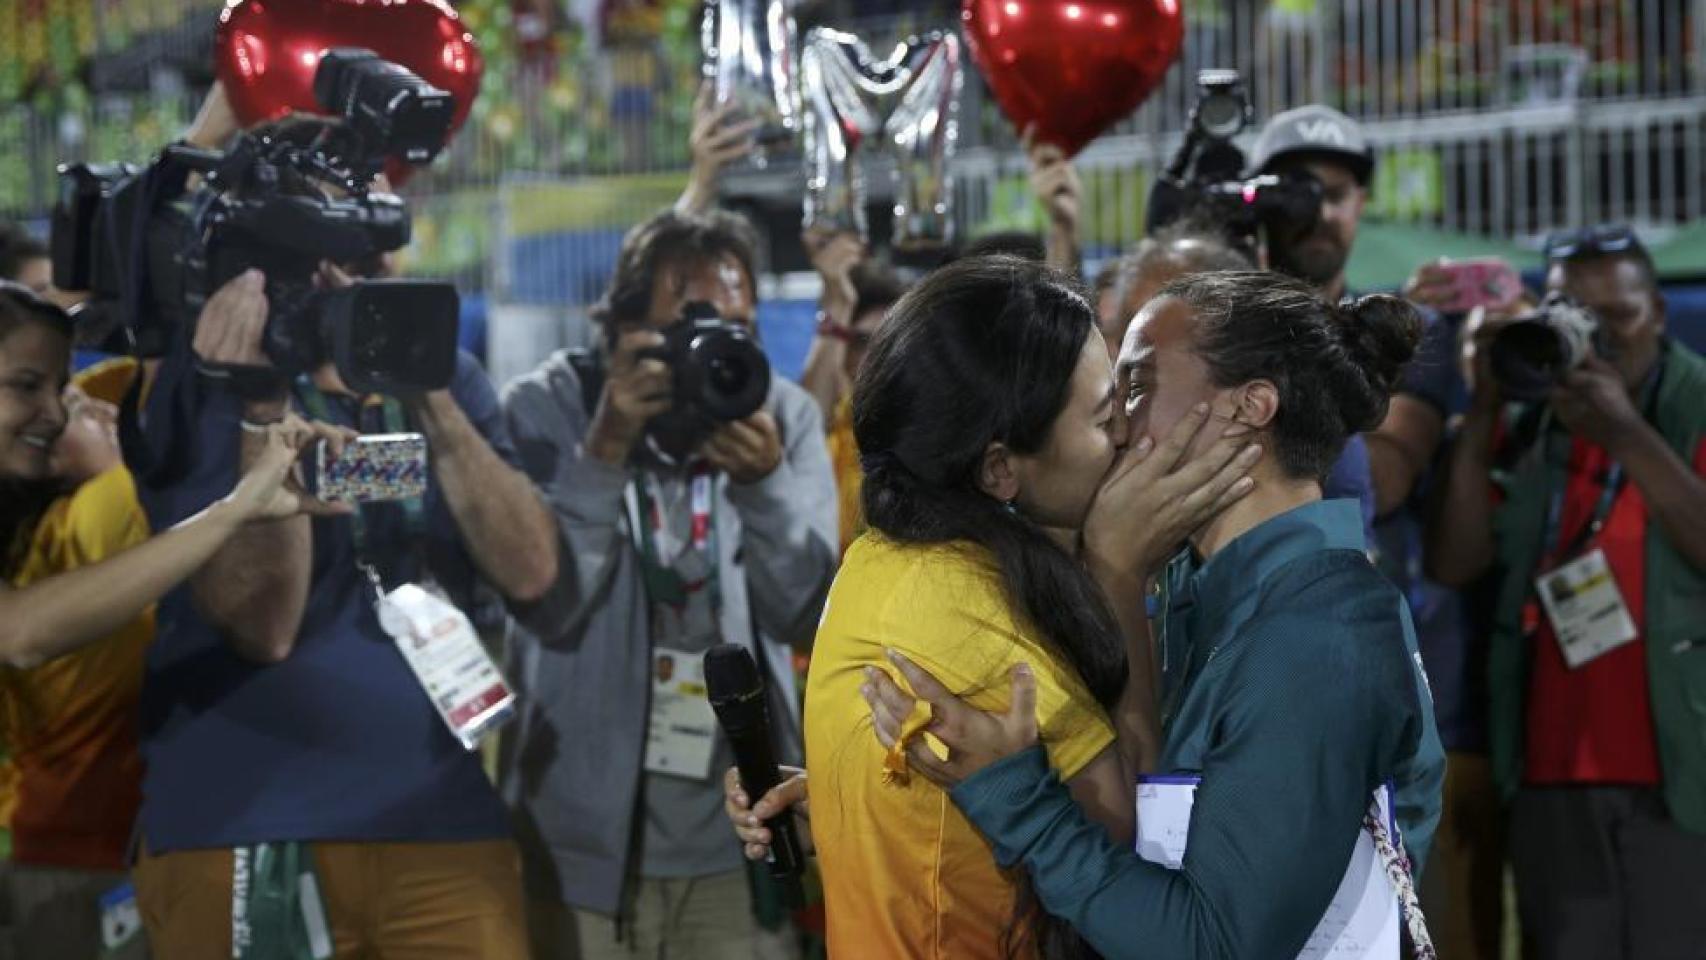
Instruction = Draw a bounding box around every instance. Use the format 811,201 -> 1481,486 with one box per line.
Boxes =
0,283 -> 350,672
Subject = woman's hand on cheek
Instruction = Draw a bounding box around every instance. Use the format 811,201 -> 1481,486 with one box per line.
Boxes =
1083,400 -> 1263,579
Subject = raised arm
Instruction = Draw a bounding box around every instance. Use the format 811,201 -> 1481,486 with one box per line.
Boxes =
2,418 -> 341,668
676,81 -> 759,215
184,271 -> 342,663
413,361 -> 559,603
870,627 -> 1403,960
1081,403 -> 1261,776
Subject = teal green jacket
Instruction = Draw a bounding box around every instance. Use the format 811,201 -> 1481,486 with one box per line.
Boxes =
1486,340 -> 1706,832
950,499 -> 1445,959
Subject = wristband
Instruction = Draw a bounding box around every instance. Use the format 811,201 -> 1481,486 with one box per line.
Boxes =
815,313 -> 855,342
239,418 -> 283,435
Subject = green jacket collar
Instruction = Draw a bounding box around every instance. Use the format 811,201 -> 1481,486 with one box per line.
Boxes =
1161,498 -> 1366,699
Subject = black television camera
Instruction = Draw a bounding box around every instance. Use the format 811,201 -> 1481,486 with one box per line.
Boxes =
51,48 -> 460,397
1488,293 -> 1604,402
1145,69 -> 1322,255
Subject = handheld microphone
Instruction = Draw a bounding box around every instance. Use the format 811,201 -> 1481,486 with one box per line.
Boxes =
703,643 -> 805,885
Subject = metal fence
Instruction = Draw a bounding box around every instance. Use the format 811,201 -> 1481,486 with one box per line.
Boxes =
3,0 -> 1703,301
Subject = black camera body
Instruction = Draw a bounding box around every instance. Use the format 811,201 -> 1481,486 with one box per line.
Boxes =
637,301 -> 772,464
51,48 -> 460,396
1145,69 -> 1322,254
1489,293 -> 1604,402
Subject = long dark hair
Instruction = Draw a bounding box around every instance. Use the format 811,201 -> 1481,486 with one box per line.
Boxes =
852,255 -> 1122,960
0,284 -> 71,579
1162,271 -> 1421,480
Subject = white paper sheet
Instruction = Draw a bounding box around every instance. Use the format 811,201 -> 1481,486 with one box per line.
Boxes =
1134,777 -> 1401,959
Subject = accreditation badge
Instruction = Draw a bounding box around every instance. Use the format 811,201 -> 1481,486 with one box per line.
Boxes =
376,583 -> 516,750
1536,547 -> 1639,669
643,646 -> 718,781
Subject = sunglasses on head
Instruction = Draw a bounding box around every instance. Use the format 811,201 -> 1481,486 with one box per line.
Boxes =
1543,224 -> 1644,262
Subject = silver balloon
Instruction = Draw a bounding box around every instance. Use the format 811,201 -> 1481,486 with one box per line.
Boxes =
701,0 -> 802,166
801,28 -> 962,251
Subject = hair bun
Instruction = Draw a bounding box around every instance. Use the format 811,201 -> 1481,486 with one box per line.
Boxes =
1327,295 -> 1422,431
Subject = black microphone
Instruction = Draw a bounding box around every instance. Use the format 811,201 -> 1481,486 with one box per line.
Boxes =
704,643 -> 805,886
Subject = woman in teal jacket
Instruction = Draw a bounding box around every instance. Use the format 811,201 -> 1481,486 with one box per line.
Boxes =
736,272 -> 1446,959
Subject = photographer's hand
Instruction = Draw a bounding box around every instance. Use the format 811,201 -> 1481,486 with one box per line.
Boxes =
1550,354 -> 1641,451
193,269 -> 270,368
586,330 -> 673,467
701,411 -> 783,485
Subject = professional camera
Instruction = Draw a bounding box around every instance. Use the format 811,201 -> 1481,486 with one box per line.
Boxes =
640,301 -> 772,463
1488,293 -> 1603,402
1145,69 -> 1322,254
50,48 -> 460,396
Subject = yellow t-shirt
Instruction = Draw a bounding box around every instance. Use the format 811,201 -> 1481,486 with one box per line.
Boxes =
804,535 -> 1116,960
826,397 -> 863,557
0,358 -> 151,869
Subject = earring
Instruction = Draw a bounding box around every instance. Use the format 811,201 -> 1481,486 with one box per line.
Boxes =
1003,497 -> 1020,516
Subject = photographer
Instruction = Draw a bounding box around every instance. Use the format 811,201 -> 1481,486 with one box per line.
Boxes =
1250,105 -> 1457,524
499,208 -> 836,959
126,257 -> 557,954
1427,227 -> 1706,959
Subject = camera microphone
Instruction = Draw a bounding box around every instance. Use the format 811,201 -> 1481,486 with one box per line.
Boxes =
703,644 -> 806,890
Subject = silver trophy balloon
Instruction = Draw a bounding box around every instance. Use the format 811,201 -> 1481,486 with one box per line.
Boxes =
800,28 -> 962,251
701,0 -> 802,168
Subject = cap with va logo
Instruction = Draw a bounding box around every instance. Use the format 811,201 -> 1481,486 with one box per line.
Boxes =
1249,104 -> 1375,185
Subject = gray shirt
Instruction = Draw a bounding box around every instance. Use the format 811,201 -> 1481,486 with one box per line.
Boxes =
498,351 -> 838,913
637,471 -> 742,878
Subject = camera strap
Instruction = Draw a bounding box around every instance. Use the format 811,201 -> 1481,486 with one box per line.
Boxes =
1535,357 -> 1663,567
1521,356 -> 1664,651
628,467 -> 720,617
296,379 -> 426,584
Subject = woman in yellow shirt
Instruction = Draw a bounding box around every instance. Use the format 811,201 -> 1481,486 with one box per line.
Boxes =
0,282 -> 344,670
802,256 -> 1257,959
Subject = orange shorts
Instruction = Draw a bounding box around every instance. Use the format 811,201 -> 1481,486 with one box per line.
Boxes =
133,839 -> 526,960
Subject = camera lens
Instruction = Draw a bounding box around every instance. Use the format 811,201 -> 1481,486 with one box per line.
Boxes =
689,328 -> 770,422
707,354 -> 749,396
1197,94 -> 1245,139
1489,321 -> 1571,403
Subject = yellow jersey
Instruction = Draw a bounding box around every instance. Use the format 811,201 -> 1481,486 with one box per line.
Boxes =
804,535 -> 1115,959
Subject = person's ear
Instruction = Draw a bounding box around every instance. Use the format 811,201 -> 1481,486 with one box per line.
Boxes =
1229,380 -> 1280,430
976,442 -> 1021,504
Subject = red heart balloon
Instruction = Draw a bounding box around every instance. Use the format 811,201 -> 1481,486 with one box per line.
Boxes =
961,0 -> 1183,157
215,0 -> 483,185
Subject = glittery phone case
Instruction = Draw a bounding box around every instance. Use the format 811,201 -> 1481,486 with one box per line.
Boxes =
317,433 -> 429,503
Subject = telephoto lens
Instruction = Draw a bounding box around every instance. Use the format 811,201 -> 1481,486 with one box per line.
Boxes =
1488,294 -> 1601,402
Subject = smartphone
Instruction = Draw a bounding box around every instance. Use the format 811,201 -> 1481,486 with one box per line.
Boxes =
317,433 -> 429,504
1435,258 -> 1523,314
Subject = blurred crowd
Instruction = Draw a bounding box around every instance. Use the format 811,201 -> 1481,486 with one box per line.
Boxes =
0,71 -> 1703,960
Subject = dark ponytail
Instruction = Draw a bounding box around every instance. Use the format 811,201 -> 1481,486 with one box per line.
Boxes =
1159,271 -> 1421,481
853,255 -> 1122,960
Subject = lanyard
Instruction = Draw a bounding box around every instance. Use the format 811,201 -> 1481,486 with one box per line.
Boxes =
629,467 -> 720,615
296,379 -> 426,577
1535,360 -> 1661,570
